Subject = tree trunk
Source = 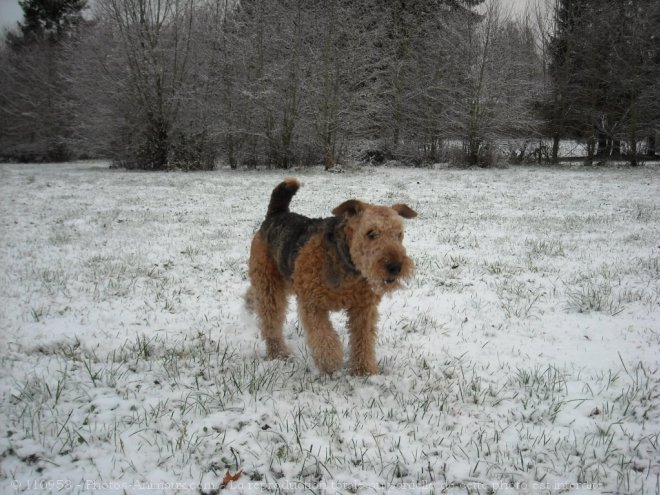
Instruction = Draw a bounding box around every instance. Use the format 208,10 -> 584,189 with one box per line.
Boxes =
140,117 -> 169,170
551,134 -> 560,163
323,149 -> 335,170
596,130 -> 608,158
629,133 -> 638,167
629,101 -> 638,166
585,135 -> 595,165
647,134 -> 656,157
227,134 -> 236,169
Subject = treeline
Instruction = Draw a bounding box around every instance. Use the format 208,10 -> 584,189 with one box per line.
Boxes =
0,0 -> 658,169
542,0 -> 659,166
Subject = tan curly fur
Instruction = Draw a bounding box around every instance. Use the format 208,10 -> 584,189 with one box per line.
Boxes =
246,179 -> 417,375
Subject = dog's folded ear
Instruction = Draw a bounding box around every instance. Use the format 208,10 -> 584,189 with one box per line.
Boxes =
391,204 -> 417,219
332,199 -> 366,217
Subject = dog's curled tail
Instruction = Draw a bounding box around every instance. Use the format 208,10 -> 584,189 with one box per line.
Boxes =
266,178 -> 300,218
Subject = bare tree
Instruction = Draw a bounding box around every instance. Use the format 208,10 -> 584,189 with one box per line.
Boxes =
223,0 -> 309,169
74,0 -> 200,169
527,0 -> 557,162
451,0 -> 542,165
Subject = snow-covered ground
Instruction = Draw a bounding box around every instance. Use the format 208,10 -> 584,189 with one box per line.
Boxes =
0,161 -> 658,494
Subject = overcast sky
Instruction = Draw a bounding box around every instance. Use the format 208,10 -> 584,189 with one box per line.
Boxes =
0,0 -> 22,33
502,0 -> 533,17
0,0 -> 530,34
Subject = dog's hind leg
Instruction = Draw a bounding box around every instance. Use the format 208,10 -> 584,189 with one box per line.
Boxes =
248,233 -> 290,359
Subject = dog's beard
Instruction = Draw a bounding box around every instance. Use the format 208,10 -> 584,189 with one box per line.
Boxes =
360,257 -> 412,295
378,277 -> 403,294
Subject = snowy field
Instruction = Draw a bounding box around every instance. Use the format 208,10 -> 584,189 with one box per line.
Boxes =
0,161 -> 659,494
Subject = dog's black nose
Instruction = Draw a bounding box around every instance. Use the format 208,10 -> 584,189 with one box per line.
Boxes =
386,261 -> 401,276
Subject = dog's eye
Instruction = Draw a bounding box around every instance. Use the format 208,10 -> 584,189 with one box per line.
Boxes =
367,230 -> 378,240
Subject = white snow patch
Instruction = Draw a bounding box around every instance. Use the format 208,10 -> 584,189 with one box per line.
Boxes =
0,161 -> 659,494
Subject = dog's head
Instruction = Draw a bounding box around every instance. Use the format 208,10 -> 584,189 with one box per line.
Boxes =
332,199 -> 417,294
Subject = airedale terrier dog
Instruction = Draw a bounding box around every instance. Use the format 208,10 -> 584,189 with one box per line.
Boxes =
246,179 -> 417,375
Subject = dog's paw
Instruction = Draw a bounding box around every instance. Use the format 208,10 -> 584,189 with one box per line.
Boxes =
350,362 -> 379,376
266,341 -> 291,360
315,347 -> 344,374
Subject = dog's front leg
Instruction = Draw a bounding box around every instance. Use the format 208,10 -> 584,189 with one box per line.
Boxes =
299,305 -> 343,374
347,304 -> 379,375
